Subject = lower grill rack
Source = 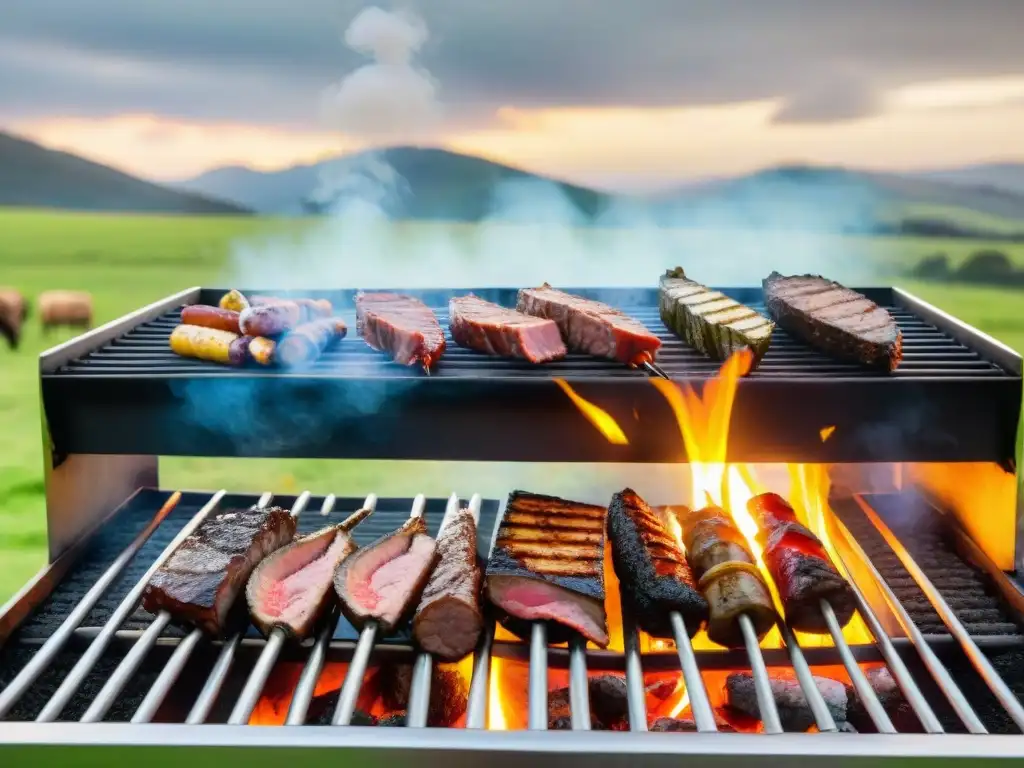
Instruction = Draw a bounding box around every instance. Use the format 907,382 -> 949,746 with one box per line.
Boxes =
2,488 -> 1024,755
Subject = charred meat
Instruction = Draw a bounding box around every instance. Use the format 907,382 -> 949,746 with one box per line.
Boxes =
413,505 -> 484,661
607,489 -> 708,638
485,491 -> 609,647
762,272 -> 902,370
334,516 -> 439,633
516,283 -> 661,366
676,505 -> 776,647
142,505 -> 296,636
355,292 -> 447,369
748,492 -> 857,634
659,268 -> 774,366
247,508 -> 370,640
449,294 -> 567,363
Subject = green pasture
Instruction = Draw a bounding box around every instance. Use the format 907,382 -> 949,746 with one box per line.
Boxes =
1,207 -> 1023,603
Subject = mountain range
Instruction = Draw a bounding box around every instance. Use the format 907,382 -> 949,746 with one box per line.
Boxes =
2,128 -> 1023,235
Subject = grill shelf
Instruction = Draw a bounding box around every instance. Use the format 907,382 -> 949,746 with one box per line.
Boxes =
2,486 -> 1024,744
39,287 -> 1023,464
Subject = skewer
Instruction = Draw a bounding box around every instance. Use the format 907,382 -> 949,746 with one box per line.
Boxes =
668,611 -> 717,732
464,622 -> 495,729
527,622 -> 549,730
186,633 -> 242,724
777,621 -> 838,733
332,495 -> 428,726
568,634 -> 592,731
858,501 -> 1024,730
34,490 -> 230,723
739,613 -> 784,734
641,360 -> 670,380
828,518 -> 946,733
127,491 -> 275,724
0,490 -> 184,719
284,493 -> 378,726
620,602 -> 648,731
229,494 -> 368,726
407,494 -> 482,729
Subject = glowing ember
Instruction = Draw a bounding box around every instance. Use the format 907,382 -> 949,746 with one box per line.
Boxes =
554,379 -> 629,445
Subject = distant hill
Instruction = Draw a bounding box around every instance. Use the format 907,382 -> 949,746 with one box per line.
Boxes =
175,146 -> 615,220
911,163 -> 1024,197
0,130 -> 248,214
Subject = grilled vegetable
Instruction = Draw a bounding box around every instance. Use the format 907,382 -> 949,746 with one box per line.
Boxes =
239,302 -> 303,337
748,492 -> 856,633
676,506 -> 776,647
169,324 -> 245,365
659,267 -> 774,366
607,488 -> 708,638
218,289 -> 250,313
248,336 -> 276,366
181,305 -> 242,335
275,317 -> 347,368
485,491 -> 609,646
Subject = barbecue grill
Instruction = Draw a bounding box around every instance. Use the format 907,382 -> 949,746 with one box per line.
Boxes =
2,284 -> 1024,765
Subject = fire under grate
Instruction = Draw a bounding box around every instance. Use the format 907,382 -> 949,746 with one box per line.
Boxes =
3,487 -> 1024,736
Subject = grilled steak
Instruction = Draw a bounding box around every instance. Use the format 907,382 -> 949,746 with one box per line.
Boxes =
247,514 -> 366,640
748,493 -> 857,634
607,489 -> 708,639
334,516 -> 439,633
762,272 -> 902,370
725,672 -> 848,732
355,292 -> 447,369
449,294 -> 567,363
485,491 -> 609,647
142,505 -> 296,636
676,505 -> 776,648
413,506 -> 484,661
516,284 -> 661,366
660,267 -> 774,366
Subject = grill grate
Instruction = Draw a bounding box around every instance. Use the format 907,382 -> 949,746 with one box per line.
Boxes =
3,487 -> 1024,737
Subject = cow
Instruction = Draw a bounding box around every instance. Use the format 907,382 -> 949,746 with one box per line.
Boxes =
0,288 -> 29,349
39,290 -> 93,333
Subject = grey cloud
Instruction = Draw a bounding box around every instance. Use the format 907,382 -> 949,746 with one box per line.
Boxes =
1,0 -> 1023,126
772,69 -> 884,124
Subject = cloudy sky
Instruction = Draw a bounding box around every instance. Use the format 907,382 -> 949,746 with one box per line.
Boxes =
3,0 -> 1024,190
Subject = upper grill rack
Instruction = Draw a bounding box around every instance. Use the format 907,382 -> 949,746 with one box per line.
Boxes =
2,487 -> 1024,740
38,287 -> 1023,464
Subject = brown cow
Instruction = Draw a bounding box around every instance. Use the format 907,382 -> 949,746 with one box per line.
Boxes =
39,290 -> 93,333
0,288 -> 29,349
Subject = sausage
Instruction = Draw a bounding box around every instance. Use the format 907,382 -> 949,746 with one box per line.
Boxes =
219,289 -> 250,313
677,506 -> 777,648
170,325 -> 245,365
248,337 -> 276,366
238,303 -> 303,336
275,318 -> 348,368
251,295 -> 333,320
181,305 -> 242,334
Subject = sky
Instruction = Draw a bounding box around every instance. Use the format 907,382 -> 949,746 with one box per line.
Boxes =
2,0 -> 1024,191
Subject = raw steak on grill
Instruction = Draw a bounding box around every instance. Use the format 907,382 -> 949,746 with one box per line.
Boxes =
449,294 -> 567,363
516,284 -> 661,366
355,292 -> 447,370
762,273 -> 902,371
142,505 -> 296,636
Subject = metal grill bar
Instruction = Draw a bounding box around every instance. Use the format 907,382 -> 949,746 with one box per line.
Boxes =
284,494 -> 376,726
668,612 -> 716,732
739,614 -> 783,734
833,513 -> 985,733
858,500 -> 1024,732
621,606 -> 647,732
34,491 -> 228,722
0,491 -> 183,719
568,636 -> 592,731
186,634 -> 242,724
331,495 -> 427,726
528,622 -> 548,730
777,622 -> 837,732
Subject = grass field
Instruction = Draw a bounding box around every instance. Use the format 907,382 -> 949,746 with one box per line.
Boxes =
1,207 -> 1023,604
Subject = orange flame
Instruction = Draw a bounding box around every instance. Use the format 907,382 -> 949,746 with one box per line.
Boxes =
554,378 -> 629,445
819,425 -> 836,442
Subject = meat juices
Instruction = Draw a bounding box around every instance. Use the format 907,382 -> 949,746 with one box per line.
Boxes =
516,283 -> 662,366
142,505 -> 296,636
413,506 -> 484,661
762,272 -> 903,371
485,491 -> 609,647
334,516 -> 439,633
448,294 -> 567,363
247,518 -> 364,640
607,489 -> 708,639
355,292 -> 447,369
748,492 -> 857,634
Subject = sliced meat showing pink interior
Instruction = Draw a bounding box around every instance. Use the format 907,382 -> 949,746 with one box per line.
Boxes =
340,530 -> 438,631
487,574 -> 609,647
